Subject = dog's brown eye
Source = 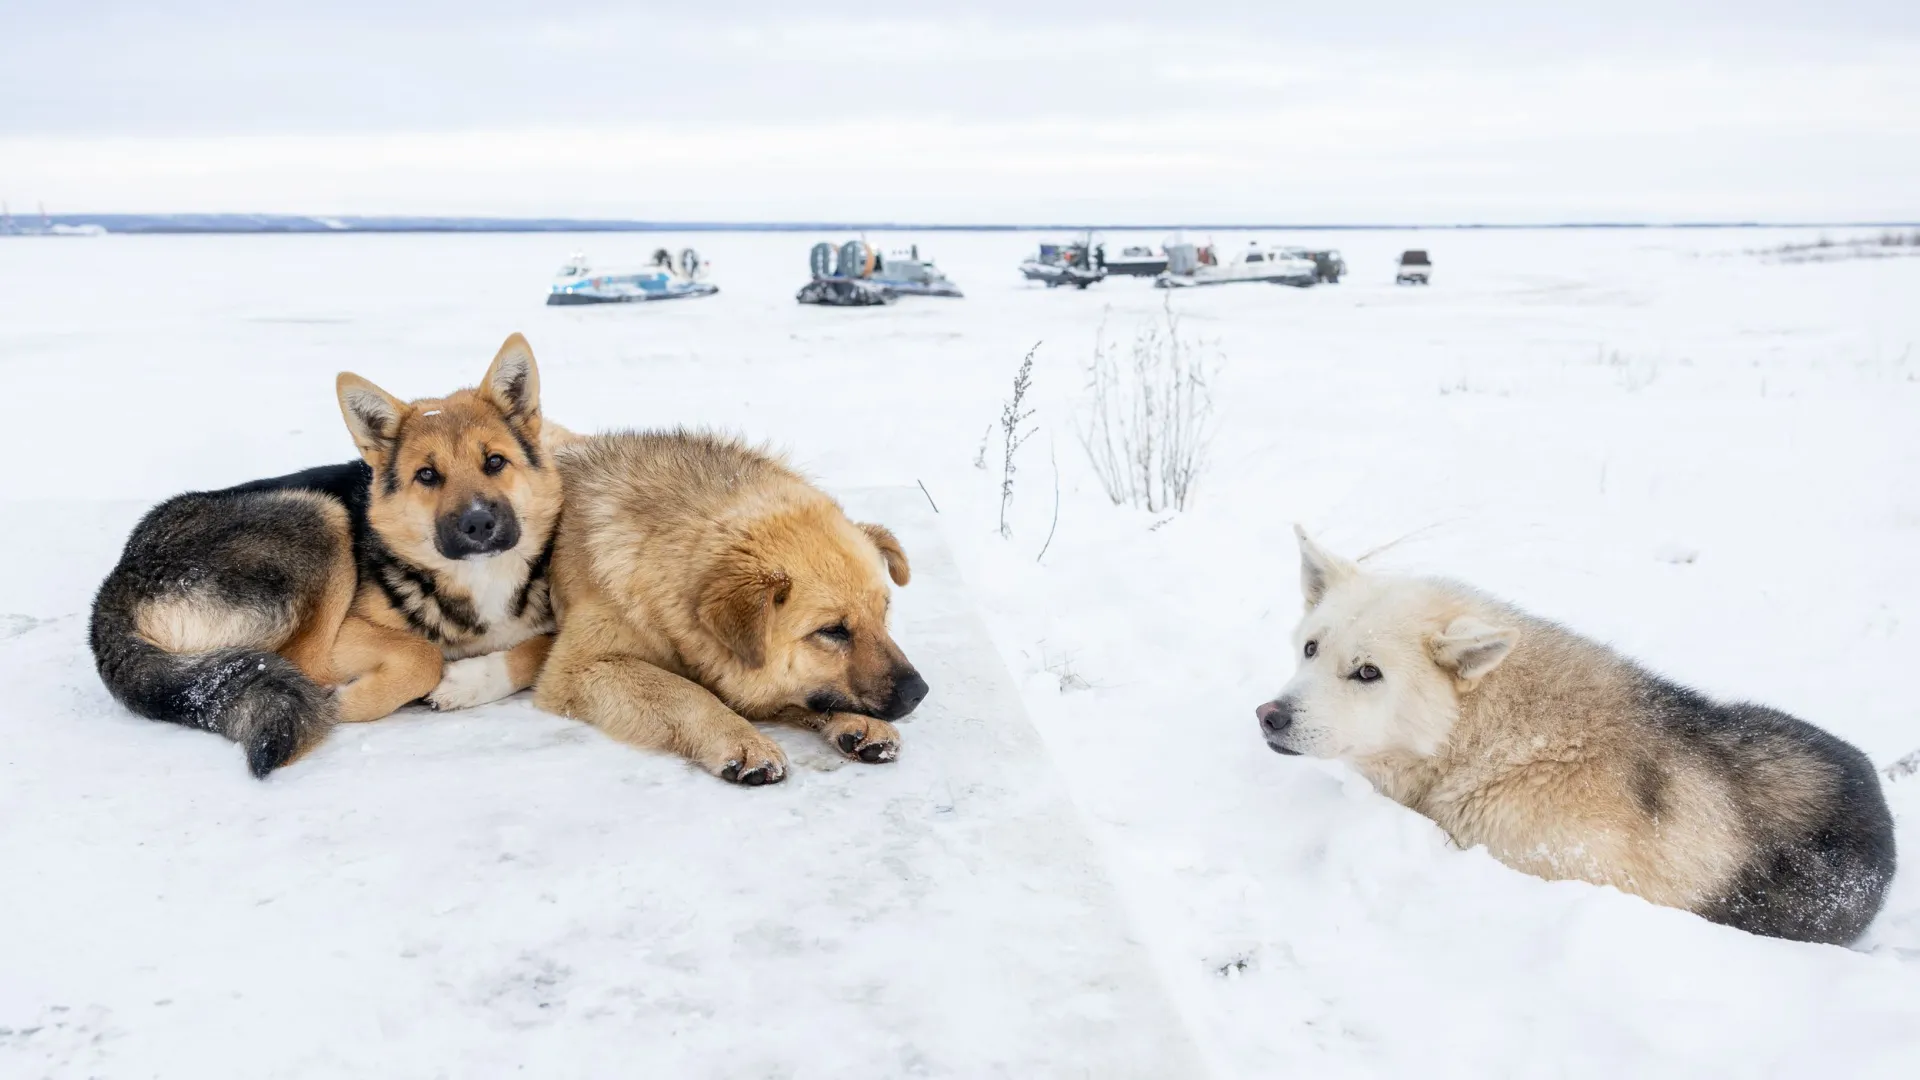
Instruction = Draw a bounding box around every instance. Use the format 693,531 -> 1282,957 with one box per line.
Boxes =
1304,640 -> 1318,659
414,466 -> 441,486
483,453 -> 508,475
815,623 -> 851,644
1353,663 -> 1382,683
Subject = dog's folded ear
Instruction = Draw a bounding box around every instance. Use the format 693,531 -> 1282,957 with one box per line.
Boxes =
1296,526 -> 1359,609
337,373 -> 407,461
1430,616 -> 1517,689
482,333 -> 542,433
697,553 -> 792,669
859,523 -> 911,586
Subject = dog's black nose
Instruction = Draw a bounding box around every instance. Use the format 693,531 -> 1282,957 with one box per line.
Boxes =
1256,699 -> 1292,734
458,505 -> 497,542
437,500 -> 521,558
883,669 -> 930,720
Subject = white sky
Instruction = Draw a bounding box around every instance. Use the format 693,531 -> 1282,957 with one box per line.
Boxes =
3,1 -> 1916,222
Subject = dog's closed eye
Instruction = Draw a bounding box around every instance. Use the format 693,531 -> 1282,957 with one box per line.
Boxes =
814,623 -> 852,644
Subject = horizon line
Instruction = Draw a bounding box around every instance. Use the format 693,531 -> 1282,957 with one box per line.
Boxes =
6,212 -> 1920,235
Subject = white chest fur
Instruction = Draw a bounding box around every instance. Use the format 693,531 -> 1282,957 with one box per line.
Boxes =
438,553 -> 545,659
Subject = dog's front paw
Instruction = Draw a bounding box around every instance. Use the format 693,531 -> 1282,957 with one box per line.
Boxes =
426,654 -> 515,711
823,714 -> 900,763
711,729 -> 789,787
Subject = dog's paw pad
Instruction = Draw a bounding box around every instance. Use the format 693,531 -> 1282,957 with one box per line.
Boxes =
825,716 -> 900,764
720,759 -> 786,786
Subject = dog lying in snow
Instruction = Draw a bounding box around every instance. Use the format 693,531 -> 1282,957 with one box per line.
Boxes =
91,335 -> 564,776
1256,529 -> 1895,945
533,430 -> 928,785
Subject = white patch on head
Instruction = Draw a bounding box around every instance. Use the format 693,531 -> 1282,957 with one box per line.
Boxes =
427,652 -> 516,710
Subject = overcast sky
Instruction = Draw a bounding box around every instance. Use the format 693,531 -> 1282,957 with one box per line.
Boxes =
2,1 -> 1916,222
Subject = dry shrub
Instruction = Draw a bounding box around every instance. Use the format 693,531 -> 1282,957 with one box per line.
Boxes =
1078,297 -> 1217,513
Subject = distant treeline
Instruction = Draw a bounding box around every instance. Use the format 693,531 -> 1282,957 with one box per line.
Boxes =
15,214 -> 1920,235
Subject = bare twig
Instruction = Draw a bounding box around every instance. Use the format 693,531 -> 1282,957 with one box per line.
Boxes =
1036,438 -> 1060,563
916,478 -> 939,514
999,341 -> 1040,539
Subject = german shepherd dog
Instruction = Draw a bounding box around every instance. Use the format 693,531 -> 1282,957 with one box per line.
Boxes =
90,335 -> 563,777
534,430 -> 929,784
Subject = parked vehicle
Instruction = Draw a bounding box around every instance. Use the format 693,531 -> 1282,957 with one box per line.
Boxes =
1020,235 -> 1107,288
1396,250 -> 1432,285
1297,248 -> 1346,283
1156,241 -> 1318,289
796,276 -> 896,306
546,249 -> 717,305
800,240 -> 961,305
1101,243 -> 1169,277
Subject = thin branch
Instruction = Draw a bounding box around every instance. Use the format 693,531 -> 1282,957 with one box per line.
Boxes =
999,341 -> 1041,539
1036,438 -> 1061,563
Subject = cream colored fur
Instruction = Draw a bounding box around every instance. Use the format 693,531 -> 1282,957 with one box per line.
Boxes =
1270,530 -> 1757,912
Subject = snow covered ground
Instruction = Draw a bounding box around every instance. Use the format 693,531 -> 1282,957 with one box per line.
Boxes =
2,227 -> 1917,1077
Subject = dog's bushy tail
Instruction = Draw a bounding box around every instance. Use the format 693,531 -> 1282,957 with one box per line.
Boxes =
89,594 -> 338,778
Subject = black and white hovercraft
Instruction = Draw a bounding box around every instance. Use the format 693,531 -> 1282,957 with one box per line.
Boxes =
797,240 -> 963,306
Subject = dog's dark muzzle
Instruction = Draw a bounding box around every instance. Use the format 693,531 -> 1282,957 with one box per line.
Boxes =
879,667 -> 930,720
808,666 -> 930,722
1256,699 -> 1301,755
436,499 -> 521,559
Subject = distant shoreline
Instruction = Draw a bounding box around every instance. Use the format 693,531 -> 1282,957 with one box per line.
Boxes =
6,215 -> 1918,236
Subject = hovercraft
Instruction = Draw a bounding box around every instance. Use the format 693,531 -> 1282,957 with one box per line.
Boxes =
1101,242 -> 1169,278
797,240 -> 962,306
1154,241 -> 1317,289
547,249 -> 718,305
1020,235 -> 1107,289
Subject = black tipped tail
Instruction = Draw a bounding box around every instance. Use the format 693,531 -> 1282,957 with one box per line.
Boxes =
90,605 -> 337,777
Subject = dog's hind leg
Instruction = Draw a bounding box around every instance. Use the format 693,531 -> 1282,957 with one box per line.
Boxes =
328,615 -> 444,723
278,541 -> 358,687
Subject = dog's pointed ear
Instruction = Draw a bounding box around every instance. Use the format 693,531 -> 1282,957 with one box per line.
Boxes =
482,333 -> 542,434
337,373 -> 407,462
860,523 -> 911,586
1296,526 -> 1359,609
697,553 -> 792,669
1431,616 -> 1517,689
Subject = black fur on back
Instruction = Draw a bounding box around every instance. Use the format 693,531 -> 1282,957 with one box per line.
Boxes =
1634,676 -> 1897,945
90,463 -> 373,777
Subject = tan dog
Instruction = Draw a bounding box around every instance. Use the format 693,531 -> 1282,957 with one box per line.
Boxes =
533,430 -> 929,785
1254,529 -> 1896,945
